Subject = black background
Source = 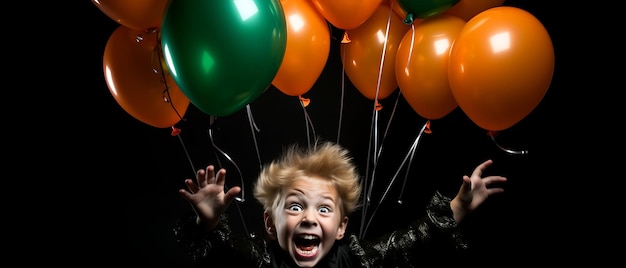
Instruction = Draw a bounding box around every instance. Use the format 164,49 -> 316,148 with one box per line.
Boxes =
26,0 -> 597,266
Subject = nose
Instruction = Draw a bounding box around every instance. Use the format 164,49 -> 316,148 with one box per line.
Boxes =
301,210 -> 317,226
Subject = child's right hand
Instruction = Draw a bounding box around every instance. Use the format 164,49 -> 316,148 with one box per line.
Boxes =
179,165 -> 242,231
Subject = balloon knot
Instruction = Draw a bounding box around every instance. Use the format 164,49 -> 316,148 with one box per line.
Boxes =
487,130 -> 499,137
374,100 -> 383,111
170,127 -> 182,136
402,13 -> 414,25
299,96 -> 311,107
341,32 -> 351,44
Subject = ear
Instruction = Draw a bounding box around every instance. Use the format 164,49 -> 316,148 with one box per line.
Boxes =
335,216 -> 349,240
264,211 -> 275,237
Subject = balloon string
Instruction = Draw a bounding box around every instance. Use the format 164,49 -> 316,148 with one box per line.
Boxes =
148,31 -> 185,122
365,94 -> 401,211
245,104 -> 263,171
360,120 -> 429,238
172,127 -> 197,178
299,97 -> 317,148
377,92 -> 401,160
364,5 -> 394,201
364,107 -> 379,201
358,106 -> 376,238
340,39 -> 367,238
360,9 -> 394,238
488,131 -> 529,155
397,120 -> 429,204
207,117 -> 245,202
337,48 -> 346,144
358,94 -> 402,239
370,4 -> 394,165
370,3 -> 393,113
373,3 -> 393,104
207,117 -> 251,237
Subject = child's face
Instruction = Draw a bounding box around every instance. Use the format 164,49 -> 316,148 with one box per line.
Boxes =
269,176 -> 348,267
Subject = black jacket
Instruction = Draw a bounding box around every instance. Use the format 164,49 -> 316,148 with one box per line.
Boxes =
173,191 -> 467,267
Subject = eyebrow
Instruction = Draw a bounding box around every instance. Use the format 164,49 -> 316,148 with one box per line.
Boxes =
286,189 -> 336,203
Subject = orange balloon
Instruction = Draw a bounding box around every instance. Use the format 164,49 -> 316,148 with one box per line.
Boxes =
396,15 -> 465,120
311,0 -> 383,30
448,7 -> 554,131
444,0 -> 505,21
341,5 -> 410,101
91,0 -> 170,31
103,25 -> 190,128
272,0 -> 330,97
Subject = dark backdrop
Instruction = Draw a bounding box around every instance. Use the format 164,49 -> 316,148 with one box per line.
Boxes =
32,0 -> 593,266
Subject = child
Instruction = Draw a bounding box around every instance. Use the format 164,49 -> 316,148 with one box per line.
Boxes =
174,141 -> 507,267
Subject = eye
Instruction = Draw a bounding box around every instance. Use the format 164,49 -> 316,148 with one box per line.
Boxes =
318,206 -> 331,214
288,203 -> 303,212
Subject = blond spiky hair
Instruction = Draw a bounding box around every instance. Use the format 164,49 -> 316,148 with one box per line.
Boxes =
253,140 -> 362,218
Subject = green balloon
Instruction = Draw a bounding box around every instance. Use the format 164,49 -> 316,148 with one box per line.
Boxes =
397,0 -> 460,21
161,0 -> 287,116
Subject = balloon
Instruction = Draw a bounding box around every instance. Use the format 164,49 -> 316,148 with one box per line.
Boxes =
103,25 -> 190,128
341,5 -> 410,101
448,6 -> 554,131
91,0 -> 170,31
396,14 -> 465,120
272,0 -> 330,97
161,0 -> 287,117
311,0 -> 382,30
396,0 -> 460,20
444,0 -> 505,21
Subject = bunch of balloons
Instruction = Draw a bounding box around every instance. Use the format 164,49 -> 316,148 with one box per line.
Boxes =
94,0 -> 289,128
94,0 -> 554,132
335,0 -> 554,131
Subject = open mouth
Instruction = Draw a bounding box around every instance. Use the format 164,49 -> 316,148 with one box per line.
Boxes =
294,234 -> 320,257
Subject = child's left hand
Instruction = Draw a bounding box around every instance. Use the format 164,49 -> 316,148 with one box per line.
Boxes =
450,159 -> 507,223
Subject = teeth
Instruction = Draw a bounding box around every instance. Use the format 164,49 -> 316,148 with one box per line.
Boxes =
300,234 -> 316,240
294,234 -> 320,257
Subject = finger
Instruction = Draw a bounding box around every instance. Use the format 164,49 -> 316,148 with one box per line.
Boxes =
462,175 -> 471,190
223,186 -> 242,204
184,179 -> 199,193
472,159 -> 493,178
214,168 -> 227,186
178,189 -> 194,201
197,168 -> 207,187
482,176 -> 507,185
486,187 -> 505,195
205,165 -> 217,184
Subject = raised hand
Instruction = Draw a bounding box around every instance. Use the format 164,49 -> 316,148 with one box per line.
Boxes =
450,160 -> 507,223
178,165 -> 242,231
